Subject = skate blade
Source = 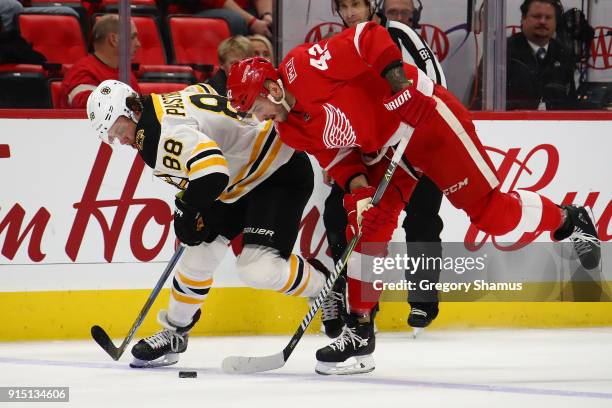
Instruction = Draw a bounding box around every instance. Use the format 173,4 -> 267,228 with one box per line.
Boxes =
315,355 -> 375,376
412,327 -> 424,339
130,353 -> 179,368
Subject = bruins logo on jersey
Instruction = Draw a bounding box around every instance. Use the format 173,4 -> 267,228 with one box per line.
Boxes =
135,129 -> 145,151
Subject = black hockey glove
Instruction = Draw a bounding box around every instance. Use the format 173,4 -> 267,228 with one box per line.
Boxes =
173,196 -> 206,246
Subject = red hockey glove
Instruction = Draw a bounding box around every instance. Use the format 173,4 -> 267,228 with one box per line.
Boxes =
383,86 -> 436,129
343,186 -> 375,239
344,186 -> 401,256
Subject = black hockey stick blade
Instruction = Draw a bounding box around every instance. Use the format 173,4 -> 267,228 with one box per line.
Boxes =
221,133 -> 413,374
91,325 -> 121,361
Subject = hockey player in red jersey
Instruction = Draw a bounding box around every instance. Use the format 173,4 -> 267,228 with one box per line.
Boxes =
226,22 -> 601,375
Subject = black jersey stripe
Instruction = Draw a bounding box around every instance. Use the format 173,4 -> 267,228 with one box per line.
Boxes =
225,126 -> 277,193
287,256 -> 305,293
186,148 -> 223,171
189,287 -> 211,296
387,23 -> 446,87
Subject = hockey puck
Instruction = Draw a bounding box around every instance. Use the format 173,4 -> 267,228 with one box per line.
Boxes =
179,371 -> 197,378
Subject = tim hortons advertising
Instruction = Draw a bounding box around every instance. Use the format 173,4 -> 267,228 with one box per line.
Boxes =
0,119 -> 610,291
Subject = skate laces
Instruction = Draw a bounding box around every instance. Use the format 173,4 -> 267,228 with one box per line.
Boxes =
329,326 -> 368,352
321,291 -> 343,321
410,308 -> 428,317
143,330 -> 185,352
570,227 -> 600,256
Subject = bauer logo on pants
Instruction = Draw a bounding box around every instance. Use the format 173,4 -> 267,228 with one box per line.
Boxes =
244,227 -> 275,238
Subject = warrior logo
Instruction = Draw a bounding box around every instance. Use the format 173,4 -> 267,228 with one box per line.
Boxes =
322,104 -> 357,148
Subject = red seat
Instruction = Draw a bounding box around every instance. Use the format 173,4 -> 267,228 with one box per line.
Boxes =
18,13 -> 86,66
168,16 -> 230,69
136,64 -> 196,84
49,80 -> 63,108
139,82 -> 189,95
132,16 -> 166,65
100,0 -> 159,15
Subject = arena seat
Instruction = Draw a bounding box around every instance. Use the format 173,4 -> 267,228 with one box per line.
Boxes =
18,13 -> 86,67
132,16 -> 166,65
0,65 -> 51,108
100,0 -> 159,15
168,16 -> 230,80
139,82 -> 190,95
28,1 -> 89,35
49,80 -> 63,108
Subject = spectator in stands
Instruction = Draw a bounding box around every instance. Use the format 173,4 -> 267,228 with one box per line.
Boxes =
0,0 -> 23,33
249,33 -> 273,62
59,14 -> 141,108
197,0 -> 273,38
383,0 -> 415,27
507,0 -> 576,109
0,17 -> 46,64
206,35 -> 254,95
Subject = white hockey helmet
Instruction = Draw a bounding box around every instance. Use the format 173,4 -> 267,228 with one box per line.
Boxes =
86,80 -> 138,144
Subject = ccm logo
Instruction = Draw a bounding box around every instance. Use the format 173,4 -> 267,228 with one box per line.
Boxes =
384,89 -> 412,110
244,227 -> 275,237
443,177 -> 468,196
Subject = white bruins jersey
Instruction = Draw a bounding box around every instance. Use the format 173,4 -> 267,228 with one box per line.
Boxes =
136,86 -> 294,203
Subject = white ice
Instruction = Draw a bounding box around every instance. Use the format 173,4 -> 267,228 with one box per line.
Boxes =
1,329 -> 612,408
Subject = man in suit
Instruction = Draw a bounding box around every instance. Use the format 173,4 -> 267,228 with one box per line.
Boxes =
507,0 -> 576,110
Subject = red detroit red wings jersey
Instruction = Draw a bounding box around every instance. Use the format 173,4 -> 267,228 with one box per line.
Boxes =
276,22 -> 434,189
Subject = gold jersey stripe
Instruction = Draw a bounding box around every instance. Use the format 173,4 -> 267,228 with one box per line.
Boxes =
278,254 -> 298,294
188,157 -> 229,177
171,288 -> 207,304
193,141 -> 219,154
151,93 -> 164,122
220,121 -> 271,200
221,136 -> 283,200
177,271 -> 213,288
291,267 -> 311,297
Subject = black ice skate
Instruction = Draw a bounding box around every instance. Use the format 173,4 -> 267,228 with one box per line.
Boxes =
408,302 -> 439,338
315,313 -> 375,375
130,309 -> 201,368
553,205 -> 601,270
308,259 -> 346,338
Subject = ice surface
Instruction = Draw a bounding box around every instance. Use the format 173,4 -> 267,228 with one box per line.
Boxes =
1,329 -> 612,408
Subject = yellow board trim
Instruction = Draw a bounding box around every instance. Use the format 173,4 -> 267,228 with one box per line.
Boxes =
2,288 -> 612,341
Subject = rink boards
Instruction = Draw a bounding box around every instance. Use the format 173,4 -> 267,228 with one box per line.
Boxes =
0,112 -> 611,340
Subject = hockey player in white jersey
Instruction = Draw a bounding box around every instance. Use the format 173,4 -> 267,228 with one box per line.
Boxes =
86,80 -> 339,368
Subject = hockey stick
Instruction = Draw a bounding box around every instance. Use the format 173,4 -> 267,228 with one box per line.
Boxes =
221,132 -> 413,374
91,245 -> 185,361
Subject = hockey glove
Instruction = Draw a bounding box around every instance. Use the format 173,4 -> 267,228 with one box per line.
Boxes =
383,86 -> 436,129
343,186 -> 375,239
173,196 -> 206,246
